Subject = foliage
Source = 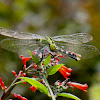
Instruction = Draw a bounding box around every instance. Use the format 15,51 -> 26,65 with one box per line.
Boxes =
0,49 -> 88,100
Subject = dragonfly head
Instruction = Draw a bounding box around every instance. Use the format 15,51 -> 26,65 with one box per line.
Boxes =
45,36 -> 53,45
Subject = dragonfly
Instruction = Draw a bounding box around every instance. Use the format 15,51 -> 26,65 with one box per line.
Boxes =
0,27 -> 99,61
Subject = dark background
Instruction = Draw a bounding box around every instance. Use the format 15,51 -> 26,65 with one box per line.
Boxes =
0,0 -> 100,100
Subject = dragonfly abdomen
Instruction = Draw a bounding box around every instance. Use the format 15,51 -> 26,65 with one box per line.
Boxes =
57,48 -> 81,61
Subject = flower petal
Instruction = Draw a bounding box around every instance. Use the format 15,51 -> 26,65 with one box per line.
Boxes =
68,81 -> 88,92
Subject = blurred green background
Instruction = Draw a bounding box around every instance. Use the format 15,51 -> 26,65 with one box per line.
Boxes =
0,0 -> 100,100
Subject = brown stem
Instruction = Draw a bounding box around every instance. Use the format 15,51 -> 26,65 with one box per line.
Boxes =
1,72 -> 21,100
26,63 -> 34,70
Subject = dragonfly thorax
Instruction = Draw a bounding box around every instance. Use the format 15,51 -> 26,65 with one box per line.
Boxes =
49,43 -> 58,51
45,36 -> 58,51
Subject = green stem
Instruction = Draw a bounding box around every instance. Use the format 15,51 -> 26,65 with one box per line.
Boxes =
41,63 -> 56,100
43,74 -> 56,100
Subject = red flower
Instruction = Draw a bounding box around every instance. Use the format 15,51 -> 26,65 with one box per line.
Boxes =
0,77 -> 7,90
30,85 -> 37,92
55,57 -> 60,62
68,81 -> 88,92
32,51 -> 36,55
34,63 -> 38,69
59,65 -> 72,79
12,93 -> 27,100
12,70 -> 17,77
60,65 -> 72,73
21,55 -> 31,69
33,75 -> 38,78
57,54 -> 63,58
22,73 -> 26,77
0,77 -> 2,83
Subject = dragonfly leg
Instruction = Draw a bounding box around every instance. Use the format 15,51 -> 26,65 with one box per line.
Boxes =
37,46 -> 52,61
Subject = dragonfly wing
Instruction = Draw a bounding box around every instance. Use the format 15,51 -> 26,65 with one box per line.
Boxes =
56,43 -> 99,59
0,27 -> 45,40
52,33 -> 93,44
0,39 -> 41,57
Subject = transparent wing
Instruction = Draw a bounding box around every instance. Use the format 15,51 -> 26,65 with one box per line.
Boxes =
0,27 -> 45,40
52,33 -> 93,44
0,39 -> 41,57
56,43 -> 99,59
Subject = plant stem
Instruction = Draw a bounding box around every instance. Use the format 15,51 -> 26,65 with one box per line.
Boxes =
41,63 -> 56,100
0,72 -> 21,100
26,63 -> 34,70
43,74 -> 56,100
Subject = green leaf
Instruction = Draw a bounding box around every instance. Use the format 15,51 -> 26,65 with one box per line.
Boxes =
13,78 -> 40,86
12,80 -> 26,86
56,93 -> 81,100
47,64 -> 63,75
28,50 -> 40,64
19,77 -> 49,95
43,55 -> 51,66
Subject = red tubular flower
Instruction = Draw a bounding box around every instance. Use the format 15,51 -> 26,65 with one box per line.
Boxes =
32,51 -> 36,55
12,70 -> 17,77
33,75 -> 38,78
55,57 -> 60,62
60,65 -> 72,73
30,85 -> 37,92
22,73 -> 26,77
21,73 -> 26,84
57,54 -> 63,58
34,63 -> 38,69
21,55 -> 31,69
68,81 -> 88,92
59,65 -> 72,79
0,77 -> 7,90
0,77 -> 2,83
12,93 -> 27,100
